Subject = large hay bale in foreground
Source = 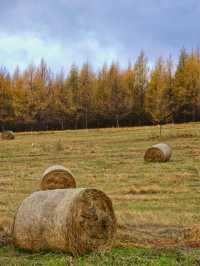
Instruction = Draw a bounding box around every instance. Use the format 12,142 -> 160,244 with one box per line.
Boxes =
144,143 -> 172,162
13,188 -> 116,255
1,131 -> 15,140
41,165 -> 76,190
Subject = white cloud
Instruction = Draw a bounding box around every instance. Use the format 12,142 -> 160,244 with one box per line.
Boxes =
0,33 -> 124,73
0,34 -> 65,72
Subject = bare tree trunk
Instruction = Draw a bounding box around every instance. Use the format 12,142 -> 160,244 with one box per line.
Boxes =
75,115 -> 78,129
85,108 -> 88,129
116,115 -> 119,128
1,123 -> 4,132
61,120 -> 64,130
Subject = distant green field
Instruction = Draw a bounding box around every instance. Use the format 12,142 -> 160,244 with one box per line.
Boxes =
1,123 -> 200,265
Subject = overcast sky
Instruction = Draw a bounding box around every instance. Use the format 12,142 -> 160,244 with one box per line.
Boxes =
0,0 -> 200,72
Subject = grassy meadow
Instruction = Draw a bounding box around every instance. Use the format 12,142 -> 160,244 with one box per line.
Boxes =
1,123 -> 200,265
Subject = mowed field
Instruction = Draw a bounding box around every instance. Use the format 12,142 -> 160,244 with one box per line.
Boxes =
1,123 -> 200,265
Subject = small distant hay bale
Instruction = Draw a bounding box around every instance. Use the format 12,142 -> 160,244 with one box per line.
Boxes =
144,143 -> 172,162
1,131 -> 15,140
41,165 -> 76,190
13,188 -> 117,255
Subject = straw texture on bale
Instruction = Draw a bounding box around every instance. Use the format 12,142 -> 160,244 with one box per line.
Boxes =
41,165 -> 76,190
13,188 -> 117,255
144,143 -> 172,162
1,131 -> 15,140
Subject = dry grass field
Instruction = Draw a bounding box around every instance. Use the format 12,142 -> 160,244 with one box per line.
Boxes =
1,123 -> 200,265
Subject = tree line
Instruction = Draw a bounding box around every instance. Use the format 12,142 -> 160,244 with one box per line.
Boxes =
1,48 -> 200,131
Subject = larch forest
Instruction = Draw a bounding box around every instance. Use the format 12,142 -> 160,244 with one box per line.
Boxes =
1,48 -> 200,131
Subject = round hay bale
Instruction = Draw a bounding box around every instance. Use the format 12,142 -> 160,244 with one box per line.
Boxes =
1,131 -> 15,140
144,143 -> 172,162
41,165 -> 76,190
13,188 -> 117,255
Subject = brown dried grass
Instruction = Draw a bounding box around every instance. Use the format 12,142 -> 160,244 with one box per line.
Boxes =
181,225 -> 200,241
126,185 -> 162,195
41,165 -> 76,190
0,217 -> 13,247
13,188 -> 117,255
